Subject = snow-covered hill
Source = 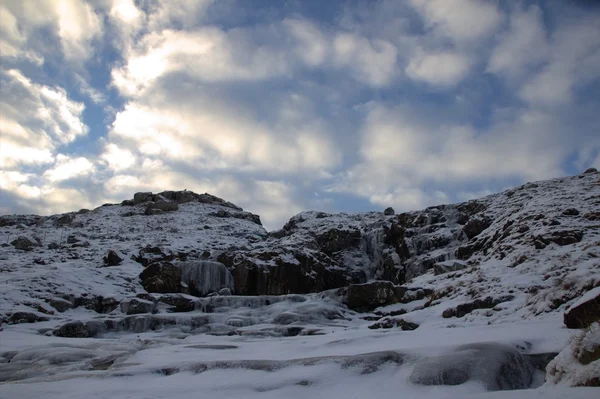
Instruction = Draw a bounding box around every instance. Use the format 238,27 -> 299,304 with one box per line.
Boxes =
0,171 -> 599,398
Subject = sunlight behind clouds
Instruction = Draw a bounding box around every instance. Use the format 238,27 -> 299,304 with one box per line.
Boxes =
1,0 -> 599,229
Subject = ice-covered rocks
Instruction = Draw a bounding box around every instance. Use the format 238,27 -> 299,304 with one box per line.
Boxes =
120,298 -> 156,315
409,343 -> 534,391
180,261 -> 234,297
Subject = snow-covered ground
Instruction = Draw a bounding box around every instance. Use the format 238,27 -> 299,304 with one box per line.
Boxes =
1,173 -> 599,397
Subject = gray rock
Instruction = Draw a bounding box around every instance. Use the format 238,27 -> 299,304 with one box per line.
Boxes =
584,167 -> 597,174
133,192 -> 154,204
218,288 -> 232,296
139,261 -> 182,293
49,298 -> 74,312
8,312 -> 49,324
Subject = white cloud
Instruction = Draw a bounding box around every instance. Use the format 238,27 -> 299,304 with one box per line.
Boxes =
0,69 -> 88,169
332,103 -> 572,210
0,0 -> 103,63
333,33 -> 398,87
101,143 -> 136,171
43,155 -> 94,183
488,5 -> 549,79
405,49 -> 470,87
409,0 -> 502,43
519,17 -> 600,107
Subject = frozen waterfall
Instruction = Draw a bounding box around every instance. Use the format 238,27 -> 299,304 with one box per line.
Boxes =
179,261 -> 235,297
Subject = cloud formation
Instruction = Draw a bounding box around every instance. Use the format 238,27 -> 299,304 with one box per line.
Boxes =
1,0 -> 599,230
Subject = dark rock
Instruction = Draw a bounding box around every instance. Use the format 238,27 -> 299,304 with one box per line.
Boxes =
55,214 -> 75,226
384,207 -> 395,216
103,250 -> 123,266
47,242 -> 60,250
584,167 -> 598,174
462,217 -> 491,239
368,318 -> 419,330
315,228 -> 362,255
268,229 -> 288,239
410,343 -> 534,391
158,294 -> 197,312
11,236 -> 40,251
74,295 -> 119,314
140,261 -> 182,293
54,321 -> 92,337
49,298 -> 73,312
145,199 -> 178,214
564,289 -> 600,329
133,192 -> 154,204
562,208 -> 580,216
444,296 -> 515,318
66,235 -> 80,244
8,312 -> 49,324
345,281 -> 405,312
133,246 -> 175,266
120,298 -> 156,315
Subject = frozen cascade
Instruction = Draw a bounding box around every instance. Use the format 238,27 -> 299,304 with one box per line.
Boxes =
179,261 -> 234,297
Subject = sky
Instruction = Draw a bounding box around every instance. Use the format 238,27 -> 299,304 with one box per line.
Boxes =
0,0 -> 599,231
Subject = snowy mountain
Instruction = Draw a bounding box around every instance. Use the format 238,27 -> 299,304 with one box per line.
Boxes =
0,170 -> 599,398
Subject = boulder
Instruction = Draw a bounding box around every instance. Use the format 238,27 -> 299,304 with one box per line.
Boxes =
345,281 -> 406,312
158,294 -> 197,312
11,236 -> 40,251
133,192 -> 154,204
584,167 -> 598,174
442,295 -> 514,318
562,208 -> 580,216
103,250 -> 123,266
8,312 -> 49,324
49,297 -> 74,312
139,261 -> 182,293
384,207 -> 395,216
54,321 -> 92,338
54,214 -> 75,226
120,298 -> 156,315
146,199 -> 178,213
410,343 -> 534,391
218,288 -> 232,296
564,287 -> 600,329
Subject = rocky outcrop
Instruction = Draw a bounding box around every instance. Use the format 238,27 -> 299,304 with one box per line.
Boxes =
564,287 -> 600,329
442,296 -> 514,318
345,281 -> 405,312
139,261 -> 182,293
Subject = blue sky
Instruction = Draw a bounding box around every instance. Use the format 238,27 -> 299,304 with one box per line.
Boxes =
1,0 -> 599,230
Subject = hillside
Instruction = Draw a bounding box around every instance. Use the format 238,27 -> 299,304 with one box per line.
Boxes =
0,170 -> 599,398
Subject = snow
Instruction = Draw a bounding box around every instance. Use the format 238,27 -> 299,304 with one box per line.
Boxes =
1,174 -> 599,397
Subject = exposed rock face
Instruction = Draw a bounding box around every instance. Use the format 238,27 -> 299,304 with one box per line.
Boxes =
410,343 -> 534,391
139,261 -> 181,294
433,260 -> 468,276
49,298 -> 73,312
564,288 -> 600,329
218,247 -> 358,296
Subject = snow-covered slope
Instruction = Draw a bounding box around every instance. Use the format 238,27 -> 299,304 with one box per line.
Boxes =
0,172 -> 599,398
